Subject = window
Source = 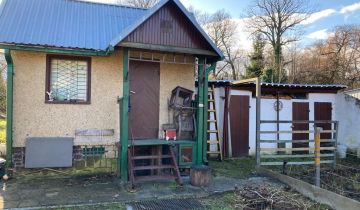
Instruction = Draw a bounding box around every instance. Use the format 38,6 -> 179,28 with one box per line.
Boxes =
46,55 -> 91,104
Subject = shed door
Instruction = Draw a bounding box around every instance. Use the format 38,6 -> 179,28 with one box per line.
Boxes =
129,61 -> 160,139
314,102 -> 332,148
292,102 -> 309,152
229,95 -> 250,157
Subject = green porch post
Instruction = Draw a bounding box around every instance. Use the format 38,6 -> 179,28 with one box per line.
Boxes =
202,63 -> 216,163
195,58 -> 205,165
120,48 -> 129,181
5,49 -> 13,168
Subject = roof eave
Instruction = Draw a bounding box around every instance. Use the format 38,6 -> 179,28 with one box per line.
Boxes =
0,43 -> 113,57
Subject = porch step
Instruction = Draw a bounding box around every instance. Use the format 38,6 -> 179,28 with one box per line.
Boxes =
133,165 -> 174,171
135,175 -> 177,182
131,155 -> 172,160
128,145 -> 183,188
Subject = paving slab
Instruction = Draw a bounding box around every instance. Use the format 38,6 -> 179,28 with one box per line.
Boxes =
0,174 -> 274,209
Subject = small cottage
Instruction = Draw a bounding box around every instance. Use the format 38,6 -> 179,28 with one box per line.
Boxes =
0,0 -> 223,184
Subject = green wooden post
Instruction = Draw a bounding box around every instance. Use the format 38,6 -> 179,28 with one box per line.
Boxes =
202,63 -> 216,163
5,49 -> 13,168
120,48 -> 129,181
196,58 -> 205,165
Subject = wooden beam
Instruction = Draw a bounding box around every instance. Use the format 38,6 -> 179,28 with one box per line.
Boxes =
120,42 -> 218,57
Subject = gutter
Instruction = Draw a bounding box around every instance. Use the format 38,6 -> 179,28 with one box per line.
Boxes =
4,49 -> 13,168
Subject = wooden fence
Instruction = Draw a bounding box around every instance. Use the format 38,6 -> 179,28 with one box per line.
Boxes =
258,120 -> 338,166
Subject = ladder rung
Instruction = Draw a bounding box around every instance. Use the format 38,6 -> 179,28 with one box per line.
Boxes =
207,130 -> 218,133
207,151 -> 221,154
207,140 -> 219,144
208,99 -> 215,102
208,89 -> 213,92
207,120 -> 217,122
208,110 -> 216,112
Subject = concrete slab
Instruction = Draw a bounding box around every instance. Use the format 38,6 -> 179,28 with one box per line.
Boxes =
0,174 -> 274,209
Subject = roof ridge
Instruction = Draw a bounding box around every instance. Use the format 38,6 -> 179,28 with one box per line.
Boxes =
70,0 -> 149,10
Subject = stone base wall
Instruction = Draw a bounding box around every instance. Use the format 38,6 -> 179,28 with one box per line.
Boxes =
12,147 -> 25,168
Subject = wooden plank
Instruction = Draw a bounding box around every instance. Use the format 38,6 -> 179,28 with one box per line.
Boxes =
260,160 -> 334,166
260,130 -> 335,134
260,139 -> 335,143
260,147 -> 336,152
260,120 -> 338,124
75,129 -> 114,136
261,154 -> 334,159
131,155 -> 172,160
257,167 -> 360,210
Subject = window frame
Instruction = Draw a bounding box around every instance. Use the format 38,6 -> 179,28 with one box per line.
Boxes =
45,54 -> 92,104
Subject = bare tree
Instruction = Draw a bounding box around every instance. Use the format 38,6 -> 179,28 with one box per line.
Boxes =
117,0 -> 159,8
246,0 -> 312,82
204,10 -> 243,80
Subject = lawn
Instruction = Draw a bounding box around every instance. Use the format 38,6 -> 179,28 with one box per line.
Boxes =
209,157 -> 257,179
0,118 -> 5,144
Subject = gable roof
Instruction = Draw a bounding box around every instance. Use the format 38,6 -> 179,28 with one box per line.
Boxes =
0,0 -> 223,58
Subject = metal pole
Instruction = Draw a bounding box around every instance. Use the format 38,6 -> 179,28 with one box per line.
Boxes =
315,127 -> 322,187
333,121 -> 339,167
196,58 -> 205,165
255,77 -> 261,166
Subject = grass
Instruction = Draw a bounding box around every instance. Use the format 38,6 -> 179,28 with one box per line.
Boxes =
0,118 -> 5,144
209,157 -> 256,179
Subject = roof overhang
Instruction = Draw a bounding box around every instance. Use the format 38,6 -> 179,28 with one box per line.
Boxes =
0,43 -> 113,57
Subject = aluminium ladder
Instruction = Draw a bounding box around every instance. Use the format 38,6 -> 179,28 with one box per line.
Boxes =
206,84 -> 223,160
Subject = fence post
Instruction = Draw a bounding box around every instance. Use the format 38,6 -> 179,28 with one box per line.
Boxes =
315,127 -> 322,187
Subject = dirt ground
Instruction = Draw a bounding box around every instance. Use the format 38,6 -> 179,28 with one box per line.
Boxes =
270,156 -> 360,202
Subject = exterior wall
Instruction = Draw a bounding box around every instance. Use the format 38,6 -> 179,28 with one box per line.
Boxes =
12,50 -> 195,149
335,93 -> 360,150
159,63 -> 195,137
12,50 -> 123,147
215,87 -> 338,156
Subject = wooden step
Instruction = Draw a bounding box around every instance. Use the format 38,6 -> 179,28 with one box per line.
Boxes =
131,155 -> 172,160
207,130 -> 219,133
135,175 -> 176,183
133,165 -> 174,171
207,140 -> 220,144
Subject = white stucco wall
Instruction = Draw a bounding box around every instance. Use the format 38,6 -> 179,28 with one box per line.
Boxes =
214,87 -> 338,156
335,93 -> 360,150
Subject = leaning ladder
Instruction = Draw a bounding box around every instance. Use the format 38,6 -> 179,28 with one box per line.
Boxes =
207,84 -> 223,160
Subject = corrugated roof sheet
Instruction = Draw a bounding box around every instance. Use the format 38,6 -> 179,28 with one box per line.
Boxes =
232,81 -> 347,89
0,0 -> 224,58
0,0 -> 147,51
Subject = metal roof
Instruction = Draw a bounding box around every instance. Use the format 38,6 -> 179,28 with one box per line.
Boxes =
232,81 -> 347,90
0,0 -> 223,58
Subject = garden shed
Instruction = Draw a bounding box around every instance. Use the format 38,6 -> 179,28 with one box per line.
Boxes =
0,0 -> 223,183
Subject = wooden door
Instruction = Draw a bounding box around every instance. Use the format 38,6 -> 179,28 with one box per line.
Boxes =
129,61 -> 160,140
292,102 -> 309,152
229,95 -> 250,157
314,102 -> 332,148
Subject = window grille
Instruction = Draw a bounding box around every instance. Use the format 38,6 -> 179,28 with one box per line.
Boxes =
47,56 -> 90,103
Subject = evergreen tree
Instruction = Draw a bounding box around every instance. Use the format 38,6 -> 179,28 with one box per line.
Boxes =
244,34 -> 265,79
